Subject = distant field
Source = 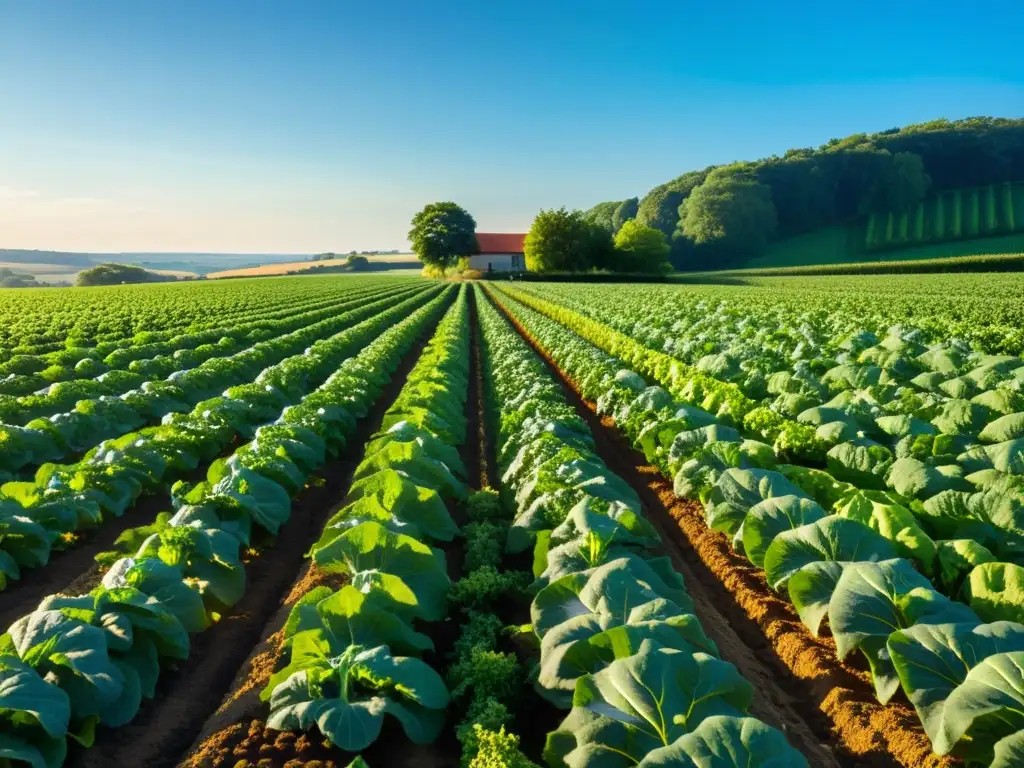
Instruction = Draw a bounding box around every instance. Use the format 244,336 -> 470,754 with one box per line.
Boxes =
206,254 -> 420,279
745,226 -> 1024,270
0,261 -> 199,284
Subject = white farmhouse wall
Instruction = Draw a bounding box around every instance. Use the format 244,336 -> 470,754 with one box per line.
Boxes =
468,253 -> 525,271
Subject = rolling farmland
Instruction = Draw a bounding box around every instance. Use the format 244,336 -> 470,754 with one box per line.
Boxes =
2,273 -> 1024,768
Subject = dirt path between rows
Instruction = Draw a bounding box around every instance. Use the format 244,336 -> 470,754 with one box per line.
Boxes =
487,288 -> 951,768
61,319 -> 441,768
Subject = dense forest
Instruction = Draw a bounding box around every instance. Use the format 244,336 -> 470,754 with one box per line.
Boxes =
584,117 -> 1024,269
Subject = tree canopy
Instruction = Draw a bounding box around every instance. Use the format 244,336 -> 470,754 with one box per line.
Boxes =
76,263 -> 176,287
680,171 -> 777,255
582,117 -> 1024,267
525,208 -> 613,272
612,220 -> 671,273
408,202 -> 477,270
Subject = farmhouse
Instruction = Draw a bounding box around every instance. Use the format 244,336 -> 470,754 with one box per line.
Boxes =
469,232 -> 527,272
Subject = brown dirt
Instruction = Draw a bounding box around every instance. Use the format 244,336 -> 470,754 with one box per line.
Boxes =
487,288 -> 952,768
62,319 -> 441,768
465,286 -> 489,489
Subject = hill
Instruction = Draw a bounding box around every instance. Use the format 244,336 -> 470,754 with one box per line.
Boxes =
583,117 -> 1024,271
205,253 -> 420,279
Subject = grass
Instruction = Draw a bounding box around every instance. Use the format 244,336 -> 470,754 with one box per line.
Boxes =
685,250 -> 1024,278
746,226 -> 1024,270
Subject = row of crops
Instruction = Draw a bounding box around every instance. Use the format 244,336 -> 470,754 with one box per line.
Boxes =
1,272 -> 1023,768
493,278 -> 1024,767
865,182 -> 1024,251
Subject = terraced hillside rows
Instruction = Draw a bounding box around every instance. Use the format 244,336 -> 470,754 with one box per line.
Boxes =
1,273 -> 1022,768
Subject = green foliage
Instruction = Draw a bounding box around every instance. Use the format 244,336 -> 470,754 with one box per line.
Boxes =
468,726 -> 539,768
450,565 -> 527,610
581,200 -> 620,233
408,201 -> 478,270
524,208 -> 614,273
864,151 -> 930,214
612,220 -> 671,274
611,197 -> 639,232
679,171 -> 777,260
76,263 -> 175,287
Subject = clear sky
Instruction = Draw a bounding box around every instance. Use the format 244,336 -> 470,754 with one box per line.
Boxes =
1,0 -> 1022,254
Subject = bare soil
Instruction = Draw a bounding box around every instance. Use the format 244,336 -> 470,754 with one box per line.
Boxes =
488,288 -> 951,768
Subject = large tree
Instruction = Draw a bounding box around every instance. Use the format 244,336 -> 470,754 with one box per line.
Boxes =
408,202 -> 477,270
582,200 -> 620,233
611,197 -> 639,232
864,151 -> 931,213
524,207 -> 613,272
636,171 -> 709,237
679,171 -> 777,254
612,220 -> 671,273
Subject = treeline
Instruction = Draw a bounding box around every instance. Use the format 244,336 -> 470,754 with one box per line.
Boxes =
584,117 -> 1024,269
76,263 -> 181,286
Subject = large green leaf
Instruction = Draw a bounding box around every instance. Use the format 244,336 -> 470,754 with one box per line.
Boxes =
266,642 -> 448,752
888,621 -> 1024,747
741,495 -> 826,569
534,499 -> 660,588
532,556 -> 692,640
979,412 -> 1024,443
352,440 -> 467,501
0,732 -> 67,768
934,539 -> 996,594
551,641 -> 752,767
964,562 -> 1024,623
828,560 -> 977,703
101,557 -> 208,633
934,651 -> 1024,762
538,614 -> 715,708
7,610 -> 124,718
704,469 -> 808,537
635,715 -> 809,768
787,561 -> 846,636
885,457 -> 971,499
0,656 -> 71,738
826,441 -> 894,490
309,521 -> 450,622
276,585 -> 431,665
833,490 -> 936,570
763,516 -> 896,591
320,471 -> 458,543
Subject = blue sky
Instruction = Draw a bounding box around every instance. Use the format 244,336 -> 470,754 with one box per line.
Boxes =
1,0 -> 1022,254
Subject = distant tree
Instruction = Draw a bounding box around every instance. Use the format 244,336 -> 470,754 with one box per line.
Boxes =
636,171 -> 709,237
612,220 -> 671,273
679,171 -> 777,254
76,263 -> 174,287
524,208 -> 613,272
408,202 -> 477,270
347,255 -> 370,270
582,201 -> 621,233
611,197 -> 639,232
864,151 -> 931,213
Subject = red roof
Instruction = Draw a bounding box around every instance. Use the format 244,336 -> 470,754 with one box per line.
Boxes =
476,232 -> 526,254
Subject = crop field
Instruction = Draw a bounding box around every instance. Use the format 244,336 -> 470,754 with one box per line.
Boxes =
1,272 -> 1023,768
